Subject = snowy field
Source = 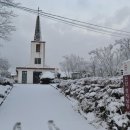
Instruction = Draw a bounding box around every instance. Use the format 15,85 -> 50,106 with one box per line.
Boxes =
0,84 -> 105,130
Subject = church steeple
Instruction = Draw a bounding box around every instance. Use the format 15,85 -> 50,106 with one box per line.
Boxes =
34,7 -> 41,42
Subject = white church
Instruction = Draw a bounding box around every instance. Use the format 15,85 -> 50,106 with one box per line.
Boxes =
16,10 -> 55,84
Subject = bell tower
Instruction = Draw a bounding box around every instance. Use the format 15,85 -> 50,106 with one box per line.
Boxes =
30,8 -> 45,68
16,7 -> 56,84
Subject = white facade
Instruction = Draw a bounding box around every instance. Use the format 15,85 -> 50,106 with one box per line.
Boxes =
17,69 -> 33,84
30,41 -> 45,68
17,68 -> 55,84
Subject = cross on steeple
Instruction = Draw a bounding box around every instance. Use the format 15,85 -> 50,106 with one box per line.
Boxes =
38,7 -> 42,16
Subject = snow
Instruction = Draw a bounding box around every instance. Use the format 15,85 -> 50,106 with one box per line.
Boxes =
113,114 -> 129,127
0,84 -> 105,130
41,71 -> 55,79
0,76 -> 13,84
58,77 -> 129,129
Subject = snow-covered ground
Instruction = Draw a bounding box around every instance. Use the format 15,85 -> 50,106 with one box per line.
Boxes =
0,84 -> 105,130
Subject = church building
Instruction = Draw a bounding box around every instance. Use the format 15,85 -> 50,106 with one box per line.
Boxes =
16,10 -> 55,84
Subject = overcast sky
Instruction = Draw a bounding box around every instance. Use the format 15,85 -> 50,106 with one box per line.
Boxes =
1,0 -> 130,69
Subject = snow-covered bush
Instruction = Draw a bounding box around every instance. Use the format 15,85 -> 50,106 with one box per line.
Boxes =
0,76 -> 13,86
0,84 -> 13,106
57,76 -> 130,130
40,72 -> 55,84
0,75 -> 13,106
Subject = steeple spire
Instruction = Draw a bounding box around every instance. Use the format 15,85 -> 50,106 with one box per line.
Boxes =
34,7 -> 41,42
38,7 -> 40,16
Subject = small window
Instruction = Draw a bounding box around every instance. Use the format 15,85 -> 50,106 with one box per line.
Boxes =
35,58 -> 41,64
36,44 -> 40,52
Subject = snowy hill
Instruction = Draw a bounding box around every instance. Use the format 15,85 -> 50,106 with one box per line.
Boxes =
57,76 -> 130,130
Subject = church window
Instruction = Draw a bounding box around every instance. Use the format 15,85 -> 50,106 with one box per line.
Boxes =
35,58 -> 41,64
36,44 -> 40,52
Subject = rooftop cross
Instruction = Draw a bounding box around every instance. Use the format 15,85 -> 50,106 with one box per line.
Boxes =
38,7 -> 42,16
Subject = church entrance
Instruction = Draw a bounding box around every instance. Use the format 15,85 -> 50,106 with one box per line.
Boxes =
33,71 -> 42,84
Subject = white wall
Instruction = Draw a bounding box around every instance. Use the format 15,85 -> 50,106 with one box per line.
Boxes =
17,69 -> 33,84
17,69 -> 22,84
17,69 -> 54,84
30,41 -> 45,68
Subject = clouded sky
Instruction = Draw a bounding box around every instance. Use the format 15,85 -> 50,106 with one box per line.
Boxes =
1,0 -> 130,69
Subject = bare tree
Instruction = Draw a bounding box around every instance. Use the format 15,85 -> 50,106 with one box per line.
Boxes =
115,38 -> 130,60
0,0 -> 16,40
89,44 -> 118,77
60,54 -> 88,77
60,60 -> 71,77
0,58 -> 10,77
60,38 -> 130,78
0,58 -> 10,70
113,48 -> 123,75
89,56 -> 98,77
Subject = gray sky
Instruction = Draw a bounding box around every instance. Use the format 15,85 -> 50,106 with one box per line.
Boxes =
1,0 -> 130,69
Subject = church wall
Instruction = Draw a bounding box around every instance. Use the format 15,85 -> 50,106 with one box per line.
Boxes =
42,43 -> 45,66
17,69 -> 33,84
17,68 -> 55,84
30,42 -> 45,68
27,70 -> 33,84
17,69 -> 22,84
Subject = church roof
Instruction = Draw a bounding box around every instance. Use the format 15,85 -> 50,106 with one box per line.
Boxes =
34,11 -> 41,42
16,67 -> 55,70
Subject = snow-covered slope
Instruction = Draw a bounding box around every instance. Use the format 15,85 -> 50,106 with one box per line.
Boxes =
58,76 -> 129,130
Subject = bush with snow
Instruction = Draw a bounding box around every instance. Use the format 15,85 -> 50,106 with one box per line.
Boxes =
0,75 -> 13,106
40,71 -> 55,79
57,76 -> 130,130
0,76 -> 13,86
0,84 -> 13,106
40,72 -> 55,84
